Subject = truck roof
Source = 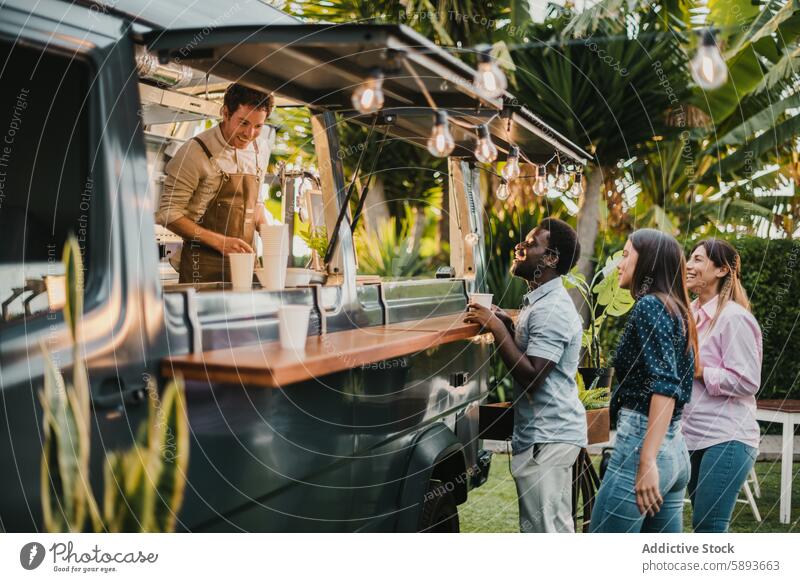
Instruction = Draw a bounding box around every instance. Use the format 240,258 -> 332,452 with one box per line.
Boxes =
74,1 -> 590,164
87,0 -> 298,29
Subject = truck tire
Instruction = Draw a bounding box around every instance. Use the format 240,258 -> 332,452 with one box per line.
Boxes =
418,480 -> 460,532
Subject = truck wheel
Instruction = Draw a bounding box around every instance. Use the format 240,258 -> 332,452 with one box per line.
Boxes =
418,480 -> 460,532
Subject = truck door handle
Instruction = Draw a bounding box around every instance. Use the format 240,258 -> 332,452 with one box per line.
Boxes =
449,372 -> 469,387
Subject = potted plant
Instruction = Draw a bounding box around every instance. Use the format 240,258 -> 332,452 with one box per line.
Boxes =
563,250 -> 635,390
577,370 -> 611,445
298,224 -> 329,272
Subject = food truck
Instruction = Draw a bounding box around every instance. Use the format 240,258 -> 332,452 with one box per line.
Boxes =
0,0 -> 589,532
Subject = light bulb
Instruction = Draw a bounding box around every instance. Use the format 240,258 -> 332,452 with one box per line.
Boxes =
533,165 -> 548,196
465,232 -> 480,246
690,29 -> 728,90
427,111 -> 455,157
352,69 -> 385,114
474,124 -> 497,163
555,165 -> 571,191
569,172 -> 584,198
496,181 -> 509,201
474,48 -> 507,98
501,146 -> 521,181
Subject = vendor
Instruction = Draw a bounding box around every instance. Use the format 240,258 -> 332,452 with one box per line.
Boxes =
156,83 -> 273,284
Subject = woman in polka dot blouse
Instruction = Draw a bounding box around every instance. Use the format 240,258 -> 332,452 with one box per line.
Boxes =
590,229 -> 698,533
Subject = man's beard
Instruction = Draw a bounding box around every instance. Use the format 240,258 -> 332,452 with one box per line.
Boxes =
511,259 -> 533,281
512,258 -> 547,284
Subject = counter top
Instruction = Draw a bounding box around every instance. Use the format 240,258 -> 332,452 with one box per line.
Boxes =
161,312 -> 484,388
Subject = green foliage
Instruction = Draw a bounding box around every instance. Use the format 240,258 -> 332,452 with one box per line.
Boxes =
576,371 -> 610,410
355,206 -> 432,278
281,0 -> 515,47
103,377 -> 189,533
298,225 -> 329,264
734,236 -> 800,400
563,251 -> 635,368
514,7 -> 690,167
40,235 -> 189,532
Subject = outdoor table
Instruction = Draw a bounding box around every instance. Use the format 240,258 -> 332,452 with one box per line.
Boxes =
161,313 -> 484,388
755,399 -> 800,524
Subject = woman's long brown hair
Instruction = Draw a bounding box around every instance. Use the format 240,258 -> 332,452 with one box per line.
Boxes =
629,229 -> 699,367
690,239 -> 751,332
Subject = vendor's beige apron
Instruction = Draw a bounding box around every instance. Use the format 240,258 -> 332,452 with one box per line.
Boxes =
178,136 -> 261,284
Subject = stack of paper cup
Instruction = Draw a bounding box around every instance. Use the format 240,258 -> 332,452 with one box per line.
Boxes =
278,305 -> 311,353
259,224 -> 289,291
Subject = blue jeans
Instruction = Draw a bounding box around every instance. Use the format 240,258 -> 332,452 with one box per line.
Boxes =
687,440 -> 758,532
590,408 -> 690,533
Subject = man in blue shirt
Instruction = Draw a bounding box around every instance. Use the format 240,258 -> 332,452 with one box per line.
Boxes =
466,218 -> 587,532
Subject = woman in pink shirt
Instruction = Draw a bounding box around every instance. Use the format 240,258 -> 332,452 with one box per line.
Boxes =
683,239 -> 763,532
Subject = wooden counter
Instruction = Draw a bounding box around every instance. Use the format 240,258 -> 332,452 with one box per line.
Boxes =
161,313 -> 483,388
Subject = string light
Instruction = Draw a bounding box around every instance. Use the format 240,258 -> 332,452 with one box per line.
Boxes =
555,164 -> 571,191
352,69 -> 385,114
496,180 -> 510,201
465,232 -> 480,246
474,46 -> 507,98
568,171 -> 584,198
690,29 -> 728,90
501,146 -> 521,181
427,110 -> 455,157
533,165 -> 548,196
474,124 -> 498,163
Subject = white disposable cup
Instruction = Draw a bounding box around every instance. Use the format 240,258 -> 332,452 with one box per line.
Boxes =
260,224 -> 289,256
469,292 -> 493,309
278,305 -> 312,353
260,256 -> 287,291
229,253 -> 255,291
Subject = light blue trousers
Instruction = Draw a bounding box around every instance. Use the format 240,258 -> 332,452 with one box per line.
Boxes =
590,408 -> 691,533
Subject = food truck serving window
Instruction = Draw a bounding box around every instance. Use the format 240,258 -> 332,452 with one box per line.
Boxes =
0,41 -> 91,321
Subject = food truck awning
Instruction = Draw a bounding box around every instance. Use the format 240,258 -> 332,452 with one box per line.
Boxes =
138,21 -> 589,164
93,0 -> 298,28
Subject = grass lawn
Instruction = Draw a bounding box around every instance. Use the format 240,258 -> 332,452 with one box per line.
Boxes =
460,454 -> 800,533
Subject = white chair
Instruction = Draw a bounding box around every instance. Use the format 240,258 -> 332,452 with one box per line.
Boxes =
685,468 -> 761,522
736,467 -> 761,522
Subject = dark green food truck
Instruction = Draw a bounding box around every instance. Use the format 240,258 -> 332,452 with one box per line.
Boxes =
0,0 -> 588,532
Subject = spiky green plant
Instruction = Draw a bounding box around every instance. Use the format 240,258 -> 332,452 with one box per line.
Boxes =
576,369 -> 610,410
102,377 -> 188,533
355,206 -> 432,277
40,235 -> 188,532
39,236 -> 101,533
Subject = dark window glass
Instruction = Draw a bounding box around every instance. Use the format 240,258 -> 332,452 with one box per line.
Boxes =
0,41 -> 91,321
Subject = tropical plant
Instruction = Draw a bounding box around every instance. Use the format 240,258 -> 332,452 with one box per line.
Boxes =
355,206 -> 432,277
276,0 -> 514,47
298,224 -> 330,268
564,0 -> 800,240
576,369 -> 610,410
513,3 -> 691,285
40,235 -> 189,533
563,250 -> 635,369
